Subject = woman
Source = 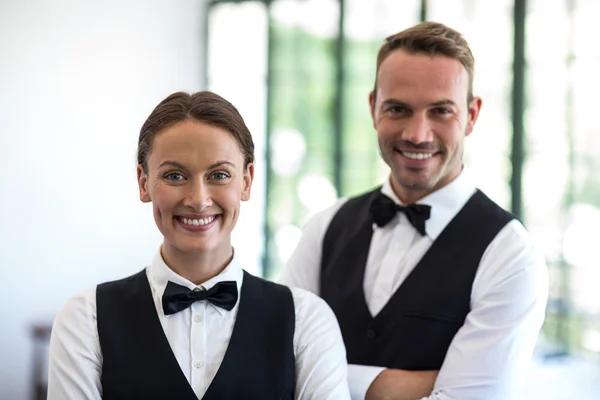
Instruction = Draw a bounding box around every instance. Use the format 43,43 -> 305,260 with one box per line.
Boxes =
47,91 -> 350,399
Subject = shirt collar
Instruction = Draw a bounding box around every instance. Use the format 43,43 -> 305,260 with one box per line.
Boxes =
147,247 -> 243,316
380,167 -> 476,240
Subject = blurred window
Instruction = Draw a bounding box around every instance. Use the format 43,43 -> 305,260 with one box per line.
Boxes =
206,2 -> 600,395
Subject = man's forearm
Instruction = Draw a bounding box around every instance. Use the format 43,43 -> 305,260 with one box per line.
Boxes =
365,369 -> 438,400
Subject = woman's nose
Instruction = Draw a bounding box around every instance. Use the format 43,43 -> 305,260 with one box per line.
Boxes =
183,180 -> 213,210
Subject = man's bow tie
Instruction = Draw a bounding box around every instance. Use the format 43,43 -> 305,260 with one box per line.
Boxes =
162,280 -> 238,315
369,192 -> 431,236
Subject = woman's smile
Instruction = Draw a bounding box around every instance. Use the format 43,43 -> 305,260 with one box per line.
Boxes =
175,214 -> 220,232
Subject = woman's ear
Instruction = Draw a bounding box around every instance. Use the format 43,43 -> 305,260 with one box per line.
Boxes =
241,163 -> 254,201
137,164 -> 151,203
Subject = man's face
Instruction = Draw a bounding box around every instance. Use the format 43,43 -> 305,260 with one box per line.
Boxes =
370,49 -> 482,203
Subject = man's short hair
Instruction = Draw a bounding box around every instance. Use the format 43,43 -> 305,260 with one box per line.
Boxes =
373,21 -> 475,103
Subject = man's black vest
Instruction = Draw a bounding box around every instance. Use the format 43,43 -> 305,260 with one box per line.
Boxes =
320,188 -> 514,370
96,270 -> 295,399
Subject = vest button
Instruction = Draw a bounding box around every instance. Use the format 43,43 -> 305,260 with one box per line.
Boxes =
366,328 -> 377,340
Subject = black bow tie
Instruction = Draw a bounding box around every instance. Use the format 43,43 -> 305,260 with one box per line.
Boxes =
162,280 -> 238,315
369,192 -> 431,236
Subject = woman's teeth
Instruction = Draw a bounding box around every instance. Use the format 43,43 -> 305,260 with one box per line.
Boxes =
181,216 -> 216,226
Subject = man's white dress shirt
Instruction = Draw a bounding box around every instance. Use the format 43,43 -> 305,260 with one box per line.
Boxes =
279,171 -> 548,400
48,250 -> 351,400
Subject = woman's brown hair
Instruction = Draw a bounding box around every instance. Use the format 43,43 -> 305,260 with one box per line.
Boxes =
137,91 -> 255,173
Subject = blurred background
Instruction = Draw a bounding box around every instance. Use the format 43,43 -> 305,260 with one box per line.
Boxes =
1,0 -> 599,399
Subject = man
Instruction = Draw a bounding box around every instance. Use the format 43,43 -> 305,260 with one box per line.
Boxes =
279,21 -> 548,400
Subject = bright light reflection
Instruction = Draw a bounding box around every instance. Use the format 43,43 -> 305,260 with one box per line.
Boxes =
562,203 -> 600,267
271,0 -> 339,38
271,128 -> 306,176
274,224 -> 303,263
297,174 -> 338,217
563,203 -> 600,313
582,329 -> 600,353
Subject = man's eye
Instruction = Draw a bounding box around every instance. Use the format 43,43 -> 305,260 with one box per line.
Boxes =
388,106 -> 407,114
433,107 -> 452,115
164,172 -> 185,181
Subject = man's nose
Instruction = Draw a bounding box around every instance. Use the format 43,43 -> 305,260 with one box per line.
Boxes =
402,113 -> 433,144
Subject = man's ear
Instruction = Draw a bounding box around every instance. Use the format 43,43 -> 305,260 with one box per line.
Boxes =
465,97 -> 483,137
137,164 -> 151,203
241,163 -> 254,201
369,90 -> 377,129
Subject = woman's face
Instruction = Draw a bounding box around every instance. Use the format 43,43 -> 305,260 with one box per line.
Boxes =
137,120 -> 253,262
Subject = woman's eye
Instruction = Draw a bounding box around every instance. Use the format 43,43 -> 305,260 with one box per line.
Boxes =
164,172 -> 185,181
211,172 -> 230,180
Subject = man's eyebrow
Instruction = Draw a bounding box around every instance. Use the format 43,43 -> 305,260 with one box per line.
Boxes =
430,99 -> 457,107
381,99 -> 410,107
380,99 -> 458,108
381,99 -> 456,107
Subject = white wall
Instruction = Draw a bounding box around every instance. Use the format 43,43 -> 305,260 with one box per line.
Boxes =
0,1 -> 209,398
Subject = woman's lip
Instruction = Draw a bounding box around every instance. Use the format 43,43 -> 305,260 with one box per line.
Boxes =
175,215 -> 220,232
178,213 -> 219,219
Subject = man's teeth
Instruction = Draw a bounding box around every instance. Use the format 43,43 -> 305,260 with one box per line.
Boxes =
402,151 -> 434,160
181,216 -> 216,226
